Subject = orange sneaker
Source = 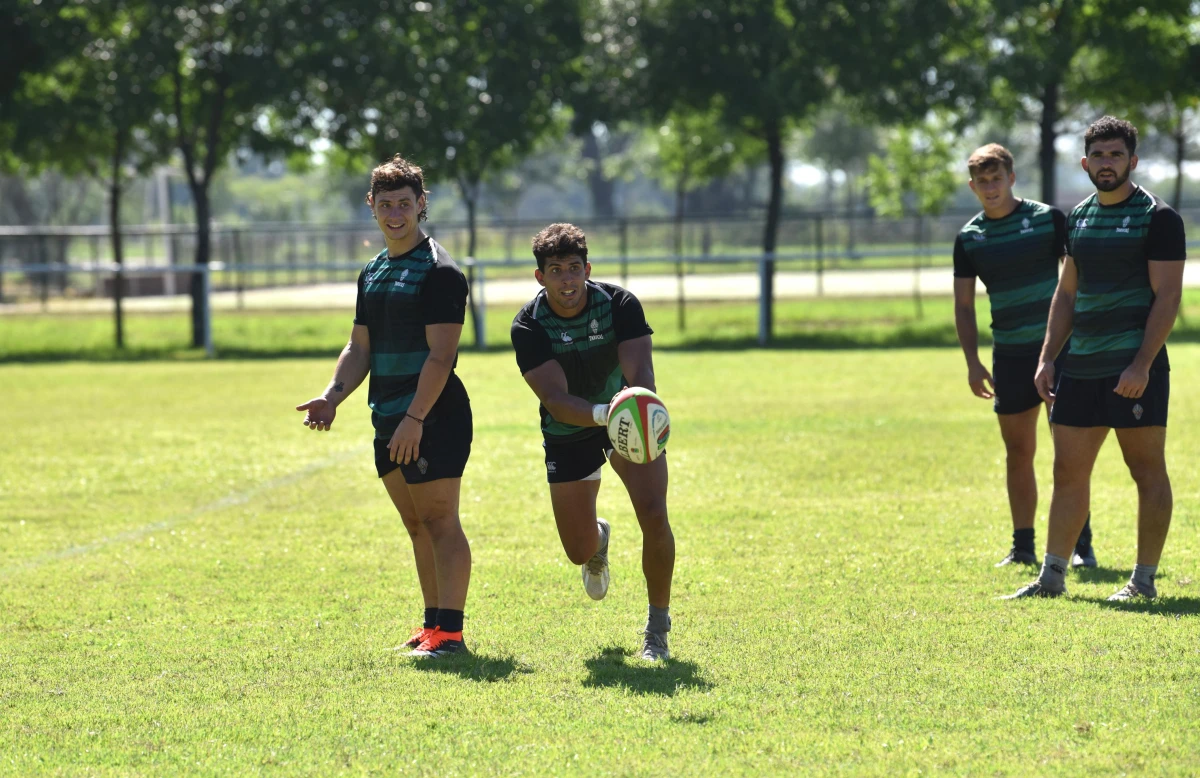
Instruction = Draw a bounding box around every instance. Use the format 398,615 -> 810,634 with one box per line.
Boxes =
403,626 -> 436,650
409,627 -> 468,658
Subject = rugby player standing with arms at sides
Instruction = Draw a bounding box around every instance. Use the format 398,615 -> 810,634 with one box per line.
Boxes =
297,155 -> 475,655
952,143 -> 1097,569
510,223 -> 677,661
1006,117 -> 1187,601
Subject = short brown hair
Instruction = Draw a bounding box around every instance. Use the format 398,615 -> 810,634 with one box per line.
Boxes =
531,223 -> 588,271
967,144 -> 1014,178
1085,116 -> 1138,156
365,154 -> 427,221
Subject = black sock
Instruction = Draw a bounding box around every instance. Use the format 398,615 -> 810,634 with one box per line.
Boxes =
1077,514 -> 1093,548
436,609 -> 464,633
423,607 -> 438,630
1013,528 -> 1035,554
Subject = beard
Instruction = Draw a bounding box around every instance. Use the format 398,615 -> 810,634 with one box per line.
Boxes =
1088,165 -> 1130,192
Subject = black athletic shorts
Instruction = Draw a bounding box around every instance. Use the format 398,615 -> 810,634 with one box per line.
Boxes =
1049,369 -> 1169,429
374,400 -> 473,482
993,351 -> 1066,415
543,427 -> 612,484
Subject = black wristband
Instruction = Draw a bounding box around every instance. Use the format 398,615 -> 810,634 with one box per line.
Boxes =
405,412 -> 424,425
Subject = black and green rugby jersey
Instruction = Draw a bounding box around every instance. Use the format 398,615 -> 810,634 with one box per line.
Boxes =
353,236 -> 469,437
953,199 -> 1068,357
1062,186 -> 1187,379
510,281 -> 653,441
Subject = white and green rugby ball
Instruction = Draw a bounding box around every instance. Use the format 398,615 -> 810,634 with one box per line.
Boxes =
607,386 -> 671,464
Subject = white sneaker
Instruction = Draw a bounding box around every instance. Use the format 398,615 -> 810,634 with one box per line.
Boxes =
581,518 -> 610,601
640,630 -> 670,662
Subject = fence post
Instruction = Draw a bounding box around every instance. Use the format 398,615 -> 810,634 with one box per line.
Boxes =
816,215 -> 825,297
912,215 -> 924,320
203,264 -> 214,358
233,230 -> 245,310
757,252 -> 772,346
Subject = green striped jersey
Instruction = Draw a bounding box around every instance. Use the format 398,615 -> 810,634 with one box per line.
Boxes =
953,199 -> 1067,356
511,281 -> 653,441
1063,186 -> 1187,379
353,237 -> 469,437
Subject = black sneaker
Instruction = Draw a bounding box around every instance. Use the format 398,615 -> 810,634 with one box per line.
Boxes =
1001,581 -> 1065,600
1071,544 -> 1097,568
995,548 -> 1039,567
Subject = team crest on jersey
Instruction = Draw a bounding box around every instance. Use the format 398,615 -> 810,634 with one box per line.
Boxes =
1133,403 -> 1143,421
561,331 -> 573,343
1117,216 -> 1131,234
1020,217 -> 1033,234
972,233 -> 986,241
590,319 -> 599,333
1076,218 -> 1088,230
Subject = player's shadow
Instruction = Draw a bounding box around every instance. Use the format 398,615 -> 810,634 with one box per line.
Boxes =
407,652 -> 532,683
1073,566 -> 1130,585
1088,595 -> 1200,616
581,645 -> 711,697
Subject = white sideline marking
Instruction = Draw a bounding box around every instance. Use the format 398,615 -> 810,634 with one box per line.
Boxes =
1,446 -> 368,577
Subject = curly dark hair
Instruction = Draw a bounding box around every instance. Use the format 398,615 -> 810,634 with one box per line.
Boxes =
365,154 -> 428,221
1084,116 -> 1138,156
531,223 -> 588,271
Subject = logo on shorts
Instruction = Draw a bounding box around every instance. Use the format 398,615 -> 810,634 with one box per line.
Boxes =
417,457 -> 428,474
561,331 -> 573,343
546,461 -> 557,473
1133,403 -> 1143,420
1117,215 -> 1131,234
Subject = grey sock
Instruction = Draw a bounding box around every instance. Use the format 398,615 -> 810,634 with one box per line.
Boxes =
647,605 -> 671,635
1132,564 -> 1158,589
1038,553 -> 1069,591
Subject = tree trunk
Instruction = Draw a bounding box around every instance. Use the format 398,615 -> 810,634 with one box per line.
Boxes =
1039,80 -> 1059,206
189,181 -> 211,348
109,133 -> 126,349
581,129 -> 616,219
759,118 -> 785,344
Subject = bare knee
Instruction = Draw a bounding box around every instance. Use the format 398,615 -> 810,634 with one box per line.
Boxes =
1052,457 -> 1089,488
1126,457 -> 1168,489
417,510 -> 462,539
636,501 -> 672,538
1004,441 -> 1036,469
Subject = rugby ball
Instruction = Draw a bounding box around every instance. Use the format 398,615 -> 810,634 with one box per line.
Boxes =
607,387 -> 670,464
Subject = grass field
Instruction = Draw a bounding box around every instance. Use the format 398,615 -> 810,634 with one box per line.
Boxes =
4,324 -> 1200,774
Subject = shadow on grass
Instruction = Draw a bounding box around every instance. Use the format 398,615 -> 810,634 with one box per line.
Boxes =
408,652 -> 532,683
1074,566 -> 1130,585
581,645 -> 711,697
15,321 -> 1200,363
1088,595 -> 1200,616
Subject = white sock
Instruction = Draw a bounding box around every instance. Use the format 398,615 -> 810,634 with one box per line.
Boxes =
1038,553 -> 1069,591
1132,564 -> 1157,589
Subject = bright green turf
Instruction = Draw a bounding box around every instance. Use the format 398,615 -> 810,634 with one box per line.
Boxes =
4,344 -> 1200,775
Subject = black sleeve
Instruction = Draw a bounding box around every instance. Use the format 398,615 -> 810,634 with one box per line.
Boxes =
952,235 -> 975,278
612,288 -> 654,342
420,263 -> 469,325
353,267 -> 368,325
1051,208 -> 1068,258
511,312 -> 555,375
1145,206 -> 1187,262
